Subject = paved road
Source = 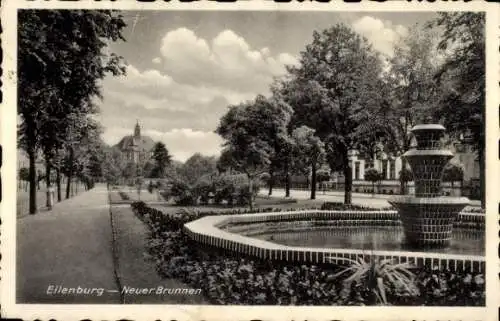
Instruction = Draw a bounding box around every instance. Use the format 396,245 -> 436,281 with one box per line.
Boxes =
17,185 -> 121,303
260,188 -> 391,208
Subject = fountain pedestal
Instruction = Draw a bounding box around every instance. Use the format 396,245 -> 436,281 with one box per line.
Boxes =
389,124 -> 469,247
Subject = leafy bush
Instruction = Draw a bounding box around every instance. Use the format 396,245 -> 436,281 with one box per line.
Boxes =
147,181 -> 155,194
170,180 -> 197,205
192,176 -> 216,205
211,174 -> 261,206
131,202 -> 485,306
119,191 -> 130,200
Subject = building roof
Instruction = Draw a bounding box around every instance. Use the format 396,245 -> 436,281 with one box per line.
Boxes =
115,135 -> 155,152
114,122 -> 156,152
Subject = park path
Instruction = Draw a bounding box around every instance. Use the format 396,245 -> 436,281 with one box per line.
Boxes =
17,185 -> 121,303
17,184 -> 205,304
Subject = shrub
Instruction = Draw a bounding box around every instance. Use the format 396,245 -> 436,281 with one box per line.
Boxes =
170,181 -> 196,205
192,176 -> 216,205
212,174 -> 260,206
147,181 -> 155,194
119,191 -> 130,200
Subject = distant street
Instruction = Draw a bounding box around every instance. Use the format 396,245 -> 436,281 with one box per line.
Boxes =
260,188 -> 481,208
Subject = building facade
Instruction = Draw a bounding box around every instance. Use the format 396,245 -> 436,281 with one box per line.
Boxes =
114,121 -> 155,164
346,140 -> 479,183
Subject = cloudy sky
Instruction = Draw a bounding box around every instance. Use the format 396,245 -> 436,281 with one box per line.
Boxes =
98,11 -> 436,162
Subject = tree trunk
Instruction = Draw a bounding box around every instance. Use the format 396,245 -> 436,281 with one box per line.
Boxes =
28,149 -> 37,214
45,161 -> 52,208
343,153 -> 352,205
56,167 -> 62,202
372,182 -> 375,197
400,158 -> 407,195
65,148 -> 74,199
480,148 -> 485,208
66,175 -> 72,199
285,160 -> 291,198
247,175 -> 254,210
310,162 -> 317,200
268,169 -> 274,196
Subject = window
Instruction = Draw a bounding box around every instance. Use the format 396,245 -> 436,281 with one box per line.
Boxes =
390,160 -> 396,180
355,161 -> 360,180
382,160 -> 388,180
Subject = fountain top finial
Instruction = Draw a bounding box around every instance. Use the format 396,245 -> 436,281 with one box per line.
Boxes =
409,122 -> 446,150
411,123 -> 446,132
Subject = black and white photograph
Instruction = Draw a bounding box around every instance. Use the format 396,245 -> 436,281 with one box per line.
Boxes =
1,2 -> 497,320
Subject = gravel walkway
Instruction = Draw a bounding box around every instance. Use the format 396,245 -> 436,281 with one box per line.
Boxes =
16,185 -> 121,303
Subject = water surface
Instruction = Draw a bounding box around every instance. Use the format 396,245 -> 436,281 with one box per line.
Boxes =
252,227 -> 484,256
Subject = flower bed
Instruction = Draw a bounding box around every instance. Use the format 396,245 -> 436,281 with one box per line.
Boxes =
131,202 -> 485,306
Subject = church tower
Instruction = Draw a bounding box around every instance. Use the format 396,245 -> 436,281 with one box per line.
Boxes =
134,120 -> 141,137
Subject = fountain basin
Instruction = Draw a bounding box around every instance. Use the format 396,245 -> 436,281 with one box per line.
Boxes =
184,210 -> 485,272
389,197 -> 470,246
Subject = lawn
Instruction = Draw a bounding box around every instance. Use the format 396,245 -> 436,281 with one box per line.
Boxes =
149,195 -> 325,215
111,204 -> 206,304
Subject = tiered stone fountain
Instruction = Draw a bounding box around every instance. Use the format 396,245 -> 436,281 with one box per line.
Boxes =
389,124 -> 470,247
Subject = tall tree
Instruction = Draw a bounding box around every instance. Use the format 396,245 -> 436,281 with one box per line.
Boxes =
18,10 -> 126,213
383,26 -> 440,195
151,142 -> 172,178
180,153 -> 217,185
284,24 -> 385,204
291,126 -> 325,199
102,146 -> 124,187
216,95 -> 292,209
364,168 -> 382,197
429,12 -> 485,207
61,115 -> 102,198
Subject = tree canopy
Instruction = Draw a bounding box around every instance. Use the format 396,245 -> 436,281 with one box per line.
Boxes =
152,142 -> 172,178
430,12 -> 485,205
283,24 -> 386,204
18,10 -> 127,212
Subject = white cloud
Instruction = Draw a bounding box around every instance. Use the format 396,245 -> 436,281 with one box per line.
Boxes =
352,16 -> 408,57
105,64 -> 255,109
101,27 -> 299,161
158,27 -> 299,93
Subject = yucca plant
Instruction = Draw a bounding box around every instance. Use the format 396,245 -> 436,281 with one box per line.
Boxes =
327,255 -> 419,305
